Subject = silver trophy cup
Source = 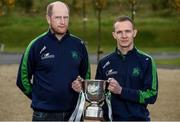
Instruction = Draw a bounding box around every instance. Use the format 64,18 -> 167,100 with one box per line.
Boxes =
82,79 -> 108,120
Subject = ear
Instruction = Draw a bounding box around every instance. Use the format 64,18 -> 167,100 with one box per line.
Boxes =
46,15 -> 50,25
133,29 -> 138,38
112,32 -> 117,40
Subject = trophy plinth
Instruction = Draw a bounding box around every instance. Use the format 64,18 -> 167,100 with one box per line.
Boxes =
82,79 -> 107,120
84,103 -> 103,120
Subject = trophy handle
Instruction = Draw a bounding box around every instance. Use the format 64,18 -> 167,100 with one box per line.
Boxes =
79,78 -> 86,94
105,80 -> 110,93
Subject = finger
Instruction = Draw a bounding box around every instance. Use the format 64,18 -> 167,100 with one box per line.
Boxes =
73,81 -> 82,88
72,81 -> 79,87
109,81 -> 116,87
108,78 -> 113,83
108,83 -> 115,90
73,80 -> 78,84
77,76 -> 83,81
73,82 -> 81,89
108,86 -> 115,93
71,81 -> 76,87
72,84 -> 81,92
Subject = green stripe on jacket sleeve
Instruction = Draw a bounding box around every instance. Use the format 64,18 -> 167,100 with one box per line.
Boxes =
21,32 -> 47,95
139,58 -> 158,104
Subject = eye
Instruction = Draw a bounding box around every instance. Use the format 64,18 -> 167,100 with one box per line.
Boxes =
116,31 -> 122,35
63,16 -> 69,19
125,30 -> 132,33
55,16 -> 61,19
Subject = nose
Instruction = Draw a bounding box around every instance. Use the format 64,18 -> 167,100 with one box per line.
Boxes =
121,32 -> 127,38
59,18 -> 65,24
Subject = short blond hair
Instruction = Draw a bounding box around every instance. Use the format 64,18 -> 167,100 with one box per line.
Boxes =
114,16 -> 135,29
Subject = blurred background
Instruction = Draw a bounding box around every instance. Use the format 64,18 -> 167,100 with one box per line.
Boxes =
0,0 -> 180,121
0,0 -> 180,66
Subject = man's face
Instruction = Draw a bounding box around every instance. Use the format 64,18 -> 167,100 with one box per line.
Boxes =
47,4 -> 69,35
112,21 -> 137,49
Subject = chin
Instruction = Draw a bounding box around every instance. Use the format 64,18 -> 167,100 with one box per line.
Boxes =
121,44 -> 129,47
56,30 -> 66,35
120,44 -> 131,48
58,30 -> 67,34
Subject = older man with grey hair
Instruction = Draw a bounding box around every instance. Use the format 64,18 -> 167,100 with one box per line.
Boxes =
16,1 -> 90,121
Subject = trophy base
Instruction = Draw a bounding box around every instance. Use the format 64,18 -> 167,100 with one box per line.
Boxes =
84,104 -> 104,120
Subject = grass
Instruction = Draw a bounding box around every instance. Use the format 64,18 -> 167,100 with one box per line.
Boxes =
135,17 -> 180,47
0,14 -> 47,49
0,13 -> 180,53
70,15 -> 180,54
156,58 -> 180,67
0,8 -> 180,67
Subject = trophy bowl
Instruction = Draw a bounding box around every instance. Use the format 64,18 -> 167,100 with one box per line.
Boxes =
82,79 -> 107,120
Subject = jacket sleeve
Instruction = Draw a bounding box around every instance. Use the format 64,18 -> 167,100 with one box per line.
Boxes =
95,60 -> 106,80
120,58 -> 158,105
16,44 -> 35,99
79,42 -> 91,80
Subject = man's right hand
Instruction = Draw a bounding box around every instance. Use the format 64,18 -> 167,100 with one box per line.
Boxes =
71,76 -> 83,93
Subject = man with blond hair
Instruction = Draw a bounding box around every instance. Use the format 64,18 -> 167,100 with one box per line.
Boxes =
95,16 -> 158,121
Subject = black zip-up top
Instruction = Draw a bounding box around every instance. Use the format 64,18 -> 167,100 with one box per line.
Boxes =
16,30 -> 91,112
96,47 -> 158,121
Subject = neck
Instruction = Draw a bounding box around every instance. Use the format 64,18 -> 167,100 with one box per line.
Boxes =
50,28 -> 65,41
55,34 -> 64,41
118,45 -> 134,55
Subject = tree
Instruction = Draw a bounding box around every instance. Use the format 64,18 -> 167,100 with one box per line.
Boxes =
93,0 -> 107,63
0,0 -> 15,16
17,0 -> 33,13
129,0 -> 137,21
170,0 -> 180,12
0,0 -> 5,16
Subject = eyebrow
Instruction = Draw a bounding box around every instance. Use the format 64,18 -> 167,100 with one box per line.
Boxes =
116,29 -> 132,33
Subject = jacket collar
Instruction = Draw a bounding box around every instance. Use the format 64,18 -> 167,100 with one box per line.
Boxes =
115,47 -> 137,60
47,29 -> 70,42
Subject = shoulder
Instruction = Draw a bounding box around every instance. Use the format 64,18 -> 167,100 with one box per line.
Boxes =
69,34 -> 85,45
28,32 -> 48,47
98,52 -> 116,65
136,49 -> 153,60
24,31 -> 48,53
135,49 -> 155,66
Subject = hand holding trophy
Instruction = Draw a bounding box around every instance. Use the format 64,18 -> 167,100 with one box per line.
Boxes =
69,76 -> 112,121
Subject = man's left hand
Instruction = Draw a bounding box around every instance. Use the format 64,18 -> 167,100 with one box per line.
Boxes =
108,78 -> 122,94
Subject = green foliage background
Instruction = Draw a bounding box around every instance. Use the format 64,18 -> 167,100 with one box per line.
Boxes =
0,0 -> 180,53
